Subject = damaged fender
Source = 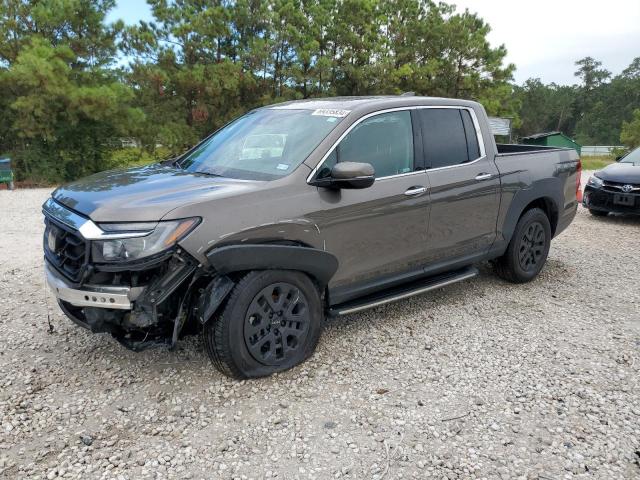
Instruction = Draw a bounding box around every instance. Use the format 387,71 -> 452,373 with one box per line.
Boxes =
196,275 -> 235,324
196,244 -> 338,324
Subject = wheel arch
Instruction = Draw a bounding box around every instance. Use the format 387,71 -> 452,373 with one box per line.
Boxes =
521,197 -> 558,236
205,243 -> 338,286
196,243 -> 338,324
501,180 -> 562,244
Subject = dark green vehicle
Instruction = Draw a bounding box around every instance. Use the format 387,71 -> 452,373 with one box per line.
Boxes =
42,96 -> 581,378
0,157 -> 14,190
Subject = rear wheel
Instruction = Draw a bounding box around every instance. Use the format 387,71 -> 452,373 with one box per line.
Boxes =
202,270 -> 323,379
589,208 -> 608,217
495,208 -> 551,283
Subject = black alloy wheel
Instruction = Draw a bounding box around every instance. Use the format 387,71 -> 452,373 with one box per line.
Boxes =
495,207 -> 551,284
243,282 -> 310,366
203,270 -> 323,379
517,221 -> 546,272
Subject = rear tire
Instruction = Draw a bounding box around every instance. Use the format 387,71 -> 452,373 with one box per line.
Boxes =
202,270 -> 323,379
495,208 -> 551,284
589,208 -> 608,217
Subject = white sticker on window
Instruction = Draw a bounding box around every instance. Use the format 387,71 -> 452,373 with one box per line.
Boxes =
312,109 -> 351,118
276,163 -> 290,170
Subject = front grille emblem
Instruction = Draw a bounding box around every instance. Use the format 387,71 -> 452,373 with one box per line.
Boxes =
621,184 -> 633,193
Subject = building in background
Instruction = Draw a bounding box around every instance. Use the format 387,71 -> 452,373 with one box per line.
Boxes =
488,117 -> 513,143
521,132 -> 581,155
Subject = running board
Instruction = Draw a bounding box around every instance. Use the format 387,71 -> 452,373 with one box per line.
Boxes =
328,266 -> 479,316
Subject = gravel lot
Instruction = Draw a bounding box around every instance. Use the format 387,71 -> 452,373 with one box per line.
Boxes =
1,177 -> 639,479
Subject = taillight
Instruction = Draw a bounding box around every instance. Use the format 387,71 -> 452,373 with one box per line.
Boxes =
576,158 -> 582,202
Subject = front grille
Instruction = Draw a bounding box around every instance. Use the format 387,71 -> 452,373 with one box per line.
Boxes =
44,217 -> 89,282
602,180 -> 640,193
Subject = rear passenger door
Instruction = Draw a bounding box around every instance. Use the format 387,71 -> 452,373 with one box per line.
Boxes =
416,107 -> 500,264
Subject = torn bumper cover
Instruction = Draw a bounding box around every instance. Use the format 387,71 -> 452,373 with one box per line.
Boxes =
44,262 -> 142,310
45,252 -> 200,350
42,197 -> 207,349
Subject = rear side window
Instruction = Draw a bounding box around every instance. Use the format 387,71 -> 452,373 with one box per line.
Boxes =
461,110 -> 481,160
418,109 -> 482,169
317,111 -> 414,179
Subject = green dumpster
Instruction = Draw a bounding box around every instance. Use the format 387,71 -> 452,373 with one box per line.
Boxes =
0,157 -> 14,190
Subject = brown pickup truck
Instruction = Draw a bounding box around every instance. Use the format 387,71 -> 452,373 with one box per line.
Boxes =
43,96 -> 581,378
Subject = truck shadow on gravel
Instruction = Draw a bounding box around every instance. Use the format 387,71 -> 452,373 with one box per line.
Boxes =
52,258 -> 576,384
323,258 -> 575,336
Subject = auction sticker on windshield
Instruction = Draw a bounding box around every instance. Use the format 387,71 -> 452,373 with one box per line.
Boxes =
312,109 -> 351,118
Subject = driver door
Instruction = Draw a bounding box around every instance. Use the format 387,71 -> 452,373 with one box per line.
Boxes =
307,110 -> 430,304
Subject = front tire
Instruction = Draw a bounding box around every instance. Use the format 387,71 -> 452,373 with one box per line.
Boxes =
495,208 -> 551,283
203,270 -> 323,379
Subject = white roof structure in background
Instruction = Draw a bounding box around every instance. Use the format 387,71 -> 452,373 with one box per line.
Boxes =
488,117 -> 512,137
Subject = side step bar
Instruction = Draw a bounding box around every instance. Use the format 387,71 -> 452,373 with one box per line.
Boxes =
328,266 -> 479,316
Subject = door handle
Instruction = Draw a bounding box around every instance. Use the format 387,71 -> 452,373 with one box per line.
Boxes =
404,186 -> 427,196
475,173 -> 494,181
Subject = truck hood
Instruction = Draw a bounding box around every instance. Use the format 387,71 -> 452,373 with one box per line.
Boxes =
597,163 -> 640,184
52,164 -> 261,222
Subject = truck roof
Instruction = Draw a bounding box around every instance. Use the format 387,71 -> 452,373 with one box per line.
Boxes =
264,96 -> 482,116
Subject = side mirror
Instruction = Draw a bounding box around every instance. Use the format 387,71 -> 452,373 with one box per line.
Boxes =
310,162 -> 375,189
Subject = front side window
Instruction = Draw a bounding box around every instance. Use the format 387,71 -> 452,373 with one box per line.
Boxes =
418,108 -> 482,169
316,111 -> 414,179
178,108 -> 344,180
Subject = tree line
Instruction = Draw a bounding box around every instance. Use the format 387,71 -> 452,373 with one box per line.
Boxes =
0,0 -> 638,184
515,56 -> 640,147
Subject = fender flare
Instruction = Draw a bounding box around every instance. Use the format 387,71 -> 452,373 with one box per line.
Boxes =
196,275 -> 235,324
501,178 -> 562,242
206,244 -> 339,286
197,244 -> 339,324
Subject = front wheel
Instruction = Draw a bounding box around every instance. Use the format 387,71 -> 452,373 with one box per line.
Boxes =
495,208 -> 551,283
203,270 -> 323,379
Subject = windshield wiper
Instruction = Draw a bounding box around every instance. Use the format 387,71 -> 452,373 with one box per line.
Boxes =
194,170 -> 224,177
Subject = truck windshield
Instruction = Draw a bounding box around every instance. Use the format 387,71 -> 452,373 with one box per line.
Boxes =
178,108 -> 345,180
620,147 -> 640,166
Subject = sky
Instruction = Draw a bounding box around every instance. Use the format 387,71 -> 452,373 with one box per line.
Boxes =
106,0 -> 640,86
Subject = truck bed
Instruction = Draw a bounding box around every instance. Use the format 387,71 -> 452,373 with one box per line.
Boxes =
496,144 -> 571,156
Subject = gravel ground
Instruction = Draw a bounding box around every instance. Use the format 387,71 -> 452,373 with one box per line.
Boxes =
1,176 -> 639,480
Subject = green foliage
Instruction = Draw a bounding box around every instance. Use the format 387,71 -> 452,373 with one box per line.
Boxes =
106,146 -> 170,169
574,57 -> 610,91
0,0 -> 142,183
121,0 -> 519,152
515,57 -> 640,146
1,0 -> 518,184
514,79 -> 576,136
620,109 -> 640,148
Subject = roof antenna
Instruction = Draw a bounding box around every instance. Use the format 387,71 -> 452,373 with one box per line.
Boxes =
400,91 -> 415,96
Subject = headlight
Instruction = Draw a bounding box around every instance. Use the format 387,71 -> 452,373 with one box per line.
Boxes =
92,217 -> 200,263
587,175 -> 603,188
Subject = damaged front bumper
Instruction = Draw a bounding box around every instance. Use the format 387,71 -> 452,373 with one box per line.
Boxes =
42,197 -> 210,350
44,262 -> 143,310
45,251 -> 200,351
